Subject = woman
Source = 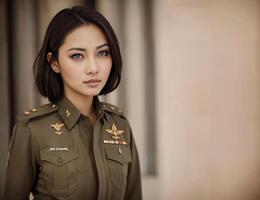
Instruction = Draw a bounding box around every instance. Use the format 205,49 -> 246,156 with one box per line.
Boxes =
3,6 -> 142,200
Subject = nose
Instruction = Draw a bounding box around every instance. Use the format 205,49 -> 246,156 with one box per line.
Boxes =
85,56 -> 98,75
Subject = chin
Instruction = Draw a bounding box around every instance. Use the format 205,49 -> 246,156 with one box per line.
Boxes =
69,85 -> 103,97
80,89 -> 101,97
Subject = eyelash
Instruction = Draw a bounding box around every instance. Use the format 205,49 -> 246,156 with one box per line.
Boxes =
70,50 -> 110,61
71,53 -> 83,60
97,50 -> 110,57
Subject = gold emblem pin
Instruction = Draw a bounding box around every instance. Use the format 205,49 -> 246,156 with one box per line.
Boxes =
105,123 -> 124,140
65,109 -> 71,118
24,111 -> 30,115
49,122 -> 65,136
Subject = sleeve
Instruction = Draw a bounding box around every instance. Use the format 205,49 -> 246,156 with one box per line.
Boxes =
124,129 -> 142,200
3,121 -> 37,200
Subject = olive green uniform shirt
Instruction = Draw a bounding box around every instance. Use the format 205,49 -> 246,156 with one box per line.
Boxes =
3,96 -> 142,200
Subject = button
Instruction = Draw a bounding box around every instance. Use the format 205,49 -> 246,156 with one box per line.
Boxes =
110,106 -> 116,110
52,104 -> 56,108
31,108 -> 37,112
24,111 -> 30,115
57,157 -> 63,163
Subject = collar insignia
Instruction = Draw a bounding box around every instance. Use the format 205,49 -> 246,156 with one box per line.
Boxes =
65,109 -> 71,118
105,123 -> 124,140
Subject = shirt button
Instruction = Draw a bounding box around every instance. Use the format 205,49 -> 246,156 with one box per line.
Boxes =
24,111 -> 30,115
57,157 -> 63,163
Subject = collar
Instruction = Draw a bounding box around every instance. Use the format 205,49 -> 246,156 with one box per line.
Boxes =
57,96 -> 105,130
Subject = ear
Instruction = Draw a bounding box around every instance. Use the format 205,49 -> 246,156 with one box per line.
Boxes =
47,52 -> 60,73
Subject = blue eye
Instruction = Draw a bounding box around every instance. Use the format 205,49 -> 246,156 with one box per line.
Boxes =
71,53 -> 83,60
97,50 -> 109,57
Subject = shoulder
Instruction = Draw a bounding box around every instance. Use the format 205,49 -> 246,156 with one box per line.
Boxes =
101,102 -> 127,119
100,101 -> 133,132
17,102 -> 59,124
10,103 -> 58,152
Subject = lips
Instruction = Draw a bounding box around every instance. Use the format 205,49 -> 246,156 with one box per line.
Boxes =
84,79 -> 101,83
83,79 -> 101,87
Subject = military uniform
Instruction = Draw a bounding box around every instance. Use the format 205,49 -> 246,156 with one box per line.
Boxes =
3,96 -> 142,200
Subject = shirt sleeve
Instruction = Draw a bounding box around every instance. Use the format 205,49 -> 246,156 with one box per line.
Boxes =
3,121 -> 37,200
124,128 -> 143,200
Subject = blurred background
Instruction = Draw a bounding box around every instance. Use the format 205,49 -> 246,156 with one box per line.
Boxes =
1,0 -> 260,199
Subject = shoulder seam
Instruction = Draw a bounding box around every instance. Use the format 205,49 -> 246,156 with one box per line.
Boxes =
101,102 -> 125,117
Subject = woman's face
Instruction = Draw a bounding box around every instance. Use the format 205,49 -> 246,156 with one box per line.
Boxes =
50,24 -> 112,99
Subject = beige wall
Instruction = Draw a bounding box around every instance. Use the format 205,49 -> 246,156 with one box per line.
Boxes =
154,0 -> 260,199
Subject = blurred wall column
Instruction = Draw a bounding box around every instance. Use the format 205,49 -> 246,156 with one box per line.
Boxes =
0,0 -> 38,197
11,0 -> 39,114
119,0 -> 148,174
0,0 -> 10,197
37,0 -> 85,48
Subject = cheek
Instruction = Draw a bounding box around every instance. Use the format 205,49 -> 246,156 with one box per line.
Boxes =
102,58 -> 112,77
104,67 -> 112,81
59,66 -> 81,84
60,64 -> 75,78
58,56 -> 82,78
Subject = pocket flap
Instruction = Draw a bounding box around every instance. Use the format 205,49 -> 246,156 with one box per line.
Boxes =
40,147 -> 79,166
105,146 -> 132,165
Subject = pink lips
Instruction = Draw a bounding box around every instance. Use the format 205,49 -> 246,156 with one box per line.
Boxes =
83,79 -> 101,87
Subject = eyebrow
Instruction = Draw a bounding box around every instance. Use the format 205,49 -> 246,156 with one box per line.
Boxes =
67,43 -> 109,52
97,43 -> 109,49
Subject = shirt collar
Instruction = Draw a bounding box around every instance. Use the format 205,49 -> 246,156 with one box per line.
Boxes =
57,96 -> 105,130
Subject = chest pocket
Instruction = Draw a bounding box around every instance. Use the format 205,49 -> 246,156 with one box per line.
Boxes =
105,145 -> 132,189
40,147 -> 79,197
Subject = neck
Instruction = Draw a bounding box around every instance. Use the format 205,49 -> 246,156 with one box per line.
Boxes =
64,91 -> 96,123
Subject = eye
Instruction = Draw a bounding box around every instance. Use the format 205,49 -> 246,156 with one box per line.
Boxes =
97,50 -> 109,57
71,53 -> 83,60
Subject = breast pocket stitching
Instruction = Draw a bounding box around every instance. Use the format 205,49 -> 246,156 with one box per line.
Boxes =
40,148 -> 79,197
105,146 -> 132,189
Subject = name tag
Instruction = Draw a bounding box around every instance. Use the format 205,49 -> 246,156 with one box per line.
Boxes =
49,147 -> 68,151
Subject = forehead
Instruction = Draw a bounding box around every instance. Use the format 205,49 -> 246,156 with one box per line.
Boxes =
61,24 -> 108,49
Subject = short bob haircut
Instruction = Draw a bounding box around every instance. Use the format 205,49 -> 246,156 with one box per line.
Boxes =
33,6 -> 122,103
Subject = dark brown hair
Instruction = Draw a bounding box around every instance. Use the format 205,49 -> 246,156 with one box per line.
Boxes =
33,6 -> 122,103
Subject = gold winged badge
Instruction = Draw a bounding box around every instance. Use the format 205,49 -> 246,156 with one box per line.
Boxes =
105,123 -> 124,140
49,122 -> 65,135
